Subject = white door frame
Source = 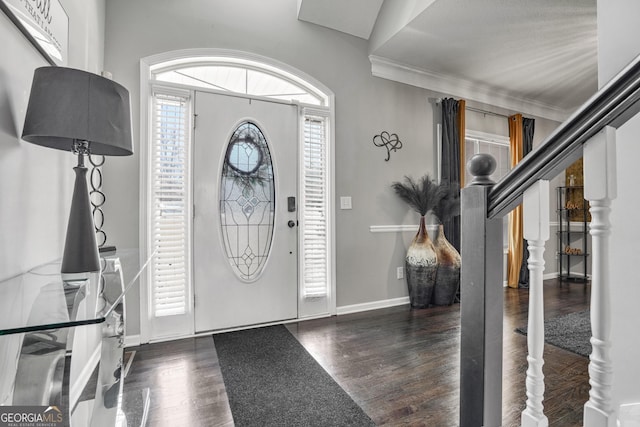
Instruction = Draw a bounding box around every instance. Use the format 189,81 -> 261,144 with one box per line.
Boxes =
139,49 -> 336,344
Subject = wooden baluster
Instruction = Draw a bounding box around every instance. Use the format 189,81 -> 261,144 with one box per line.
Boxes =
521,180 -> 550,427
583,126 -> 616,427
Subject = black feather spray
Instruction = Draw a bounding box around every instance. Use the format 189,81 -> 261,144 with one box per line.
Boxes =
391,175 -> 440,216
432,181 -> 460,223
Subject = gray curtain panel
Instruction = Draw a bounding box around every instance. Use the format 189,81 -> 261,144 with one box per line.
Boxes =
440,98 -> 461,251
519,117 -> 535,287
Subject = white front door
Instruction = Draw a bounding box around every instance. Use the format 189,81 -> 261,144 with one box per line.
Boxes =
193,92 -> 298,332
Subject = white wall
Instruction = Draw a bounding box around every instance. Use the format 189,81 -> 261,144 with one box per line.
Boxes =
597,0 -> 640,414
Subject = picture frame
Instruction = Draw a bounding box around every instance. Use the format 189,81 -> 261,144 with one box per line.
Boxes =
0,0 -> 68,66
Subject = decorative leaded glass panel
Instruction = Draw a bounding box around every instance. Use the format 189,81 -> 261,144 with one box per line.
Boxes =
220,122 -> 275,281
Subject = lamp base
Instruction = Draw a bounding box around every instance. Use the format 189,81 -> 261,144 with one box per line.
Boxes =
61,165 -> 100,274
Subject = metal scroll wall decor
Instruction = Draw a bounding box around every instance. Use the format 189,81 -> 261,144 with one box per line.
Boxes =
89,71 -> 115,252
89,154 -> 107,248
373,131 -> 402,161
89,154 -> 108,293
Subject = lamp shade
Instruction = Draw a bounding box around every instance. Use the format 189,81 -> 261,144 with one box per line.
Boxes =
22,67 -> 133,156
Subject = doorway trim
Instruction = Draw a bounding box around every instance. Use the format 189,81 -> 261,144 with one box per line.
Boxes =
139,49 -> 336,343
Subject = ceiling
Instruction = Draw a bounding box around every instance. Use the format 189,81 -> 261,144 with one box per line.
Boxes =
297,0 -> 598,121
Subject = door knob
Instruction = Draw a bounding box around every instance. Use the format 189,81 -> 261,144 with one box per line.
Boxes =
287,220 -> 296,228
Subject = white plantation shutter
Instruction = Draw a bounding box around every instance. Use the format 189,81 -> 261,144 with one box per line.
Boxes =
151,91 -> 190,317
302,115 -> 329,297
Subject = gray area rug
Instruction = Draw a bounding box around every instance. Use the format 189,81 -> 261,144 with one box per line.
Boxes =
213,325 -> 375,426
516,310 -> 591,357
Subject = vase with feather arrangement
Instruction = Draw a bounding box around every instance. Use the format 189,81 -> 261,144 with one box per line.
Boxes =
392,175 -> 439,308
431,181 -> 461,306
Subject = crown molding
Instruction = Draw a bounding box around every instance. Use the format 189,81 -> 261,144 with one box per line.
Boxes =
369,55 -> 570,122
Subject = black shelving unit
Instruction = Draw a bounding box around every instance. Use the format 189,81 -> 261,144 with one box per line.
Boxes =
556,186 -> 589,283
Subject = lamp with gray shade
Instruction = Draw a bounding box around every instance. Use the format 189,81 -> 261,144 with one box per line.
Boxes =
22,66 -> 133,274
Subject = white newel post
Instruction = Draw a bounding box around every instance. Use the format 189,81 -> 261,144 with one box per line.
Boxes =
583,126 -> 617,427
521,180 -> 550,427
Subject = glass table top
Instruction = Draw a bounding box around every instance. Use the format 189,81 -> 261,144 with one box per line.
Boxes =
0,249 -> 152,335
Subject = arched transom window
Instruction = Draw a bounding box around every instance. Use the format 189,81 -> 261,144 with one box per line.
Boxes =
152,57 -> 328,106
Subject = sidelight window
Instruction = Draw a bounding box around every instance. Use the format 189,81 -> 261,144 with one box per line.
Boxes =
150,90 -> 191,317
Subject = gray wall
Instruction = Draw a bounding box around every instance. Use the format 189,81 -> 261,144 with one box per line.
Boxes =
102,0 -> 566,336
103,0 -> 441,316
0,0 -> 106,403
0,0 -> 106,279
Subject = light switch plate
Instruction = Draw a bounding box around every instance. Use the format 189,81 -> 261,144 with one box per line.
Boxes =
340,196 -> 352,210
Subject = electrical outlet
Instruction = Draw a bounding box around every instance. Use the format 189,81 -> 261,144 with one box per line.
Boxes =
397,267 -> 404,279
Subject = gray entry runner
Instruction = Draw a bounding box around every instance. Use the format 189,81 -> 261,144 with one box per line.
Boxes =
213,325 -> 375,426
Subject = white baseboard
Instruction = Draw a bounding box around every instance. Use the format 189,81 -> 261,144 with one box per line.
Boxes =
124,334 -> 141,348
122,350 -> 136,378
549,221 -> 589,229
565,272 -> 592,280
70,344 -> 101,409
543,272 -> 592,280
506,275 -> 559,285
337,296 -> 410,315
507,273 -> 586,283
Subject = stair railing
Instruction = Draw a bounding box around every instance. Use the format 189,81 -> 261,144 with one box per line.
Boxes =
459,53 -> 640,427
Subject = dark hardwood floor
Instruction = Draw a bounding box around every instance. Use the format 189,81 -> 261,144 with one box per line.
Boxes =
124,279 -> 590,426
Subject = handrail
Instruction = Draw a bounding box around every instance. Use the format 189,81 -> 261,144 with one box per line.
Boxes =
487,53 -> 640,219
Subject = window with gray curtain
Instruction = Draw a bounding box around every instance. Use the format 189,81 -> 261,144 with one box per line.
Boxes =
440,98 -> 461,251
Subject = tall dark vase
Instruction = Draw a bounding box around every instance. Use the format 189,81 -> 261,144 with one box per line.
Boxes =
432,224 -> 461,305
405,216 -> 438,308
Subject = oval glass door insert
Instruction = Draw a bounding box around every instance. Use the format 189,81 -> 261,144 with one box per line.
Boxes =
220,121 -> 275,282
